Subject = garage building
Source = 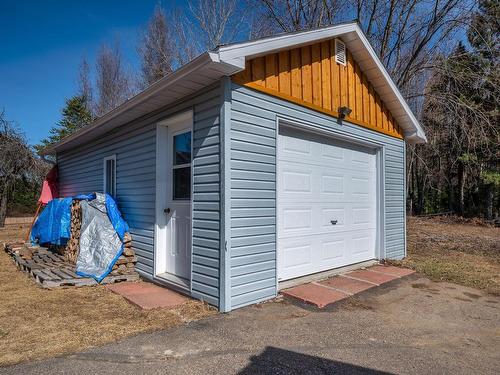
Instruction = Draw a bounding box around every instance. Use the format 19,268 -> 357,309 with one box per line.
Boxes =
44,22 -> 427,312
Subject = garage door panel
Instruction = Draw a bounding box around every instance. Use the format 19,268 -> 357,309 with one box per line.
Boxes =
321,174 -> 344,194
321,143 -> 345,161
352,207 -> 373,225
279,202 -> 375,238
279,164 -> 374,203
282,208 -> 312,231
280,137 -> 375,170
321,208 -> 346,230
279,229 -> 376,280
281,169 -> 312,194
281,242 -> 313,269
282,134 -> 312,155
278,127 -> 378,281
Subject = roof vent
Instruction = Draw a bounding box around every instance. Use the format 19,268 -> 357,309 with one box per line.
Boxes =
335,39 -> 346,66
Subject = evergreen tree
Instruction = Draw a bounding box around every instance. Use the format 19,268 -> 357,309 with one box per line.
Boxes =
35,95 -> 92,154
468,0 -> 500,219
415,0 -> 499,218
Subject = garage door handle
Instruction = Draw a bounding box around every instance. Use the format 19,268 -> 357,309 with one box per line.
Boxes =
330,220 -> 338,225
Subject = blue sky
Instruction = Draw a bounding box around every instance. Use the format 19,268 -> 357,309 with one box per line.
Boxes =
0,0 -> 187,145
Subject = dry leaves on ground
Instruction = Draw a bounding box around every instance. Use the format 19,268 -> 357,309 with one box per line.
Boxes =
399,216 -> 500,295
0,224 -> 215,366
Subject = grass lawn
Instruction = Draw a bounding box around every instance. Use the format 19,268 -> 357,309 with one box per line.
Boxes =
0,223 -> 215,367
400,216 -> 499,295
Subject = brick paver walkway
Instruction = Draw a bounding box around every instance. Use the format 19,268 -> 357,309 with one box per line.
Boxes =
281,264 -> 415,308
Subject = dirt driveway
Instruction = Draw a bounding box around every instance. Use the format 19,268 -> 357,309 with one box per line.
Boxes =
3,274 -> 499,374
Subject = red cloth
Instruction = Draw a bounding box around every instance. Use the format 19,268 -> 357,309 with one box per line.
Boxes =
38,166 -> 58,204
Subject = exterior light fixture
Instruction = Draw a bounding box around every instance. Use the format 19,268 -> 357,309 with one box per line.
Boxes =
338,106 -> 352,119
337,106 -> 352,125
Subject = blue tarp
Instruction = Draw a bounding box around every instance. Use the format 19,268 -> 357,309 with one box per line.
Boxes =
30,198 -> 73,245
30,193 -> 129,282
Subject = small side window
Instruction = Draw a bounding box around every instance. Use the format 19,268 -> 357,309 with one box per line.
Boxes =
103,155 -> 116,197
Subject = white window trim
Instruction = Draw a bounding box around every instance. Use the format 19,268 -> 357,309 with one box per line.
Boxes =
103,154 -> 117,197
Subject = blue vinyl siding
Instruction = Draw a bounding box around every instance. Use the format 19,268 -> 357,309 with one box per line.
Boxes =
58,84 -> 221,307
57,78 -> 407,312
229,83 -> 406,309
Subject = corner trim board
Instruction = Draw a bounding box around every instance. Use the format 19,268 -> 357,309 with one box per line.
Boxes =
219,76 -> 232,312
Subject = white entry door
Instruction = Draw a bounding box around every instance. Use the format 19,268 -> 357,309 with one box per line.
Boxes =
278,127 -> 377,281
155,112 -> 192,285
165,125 -> 192,280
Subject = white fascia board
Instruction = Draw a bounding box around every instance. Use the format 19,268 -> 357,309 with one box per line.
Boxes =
217,23 -> 358,62
352,25 -> 427,143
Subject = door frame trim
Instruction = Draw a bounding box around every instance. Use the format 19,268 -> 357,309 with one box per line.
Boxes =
275,116 -> 386,284
154,109 -> 194,292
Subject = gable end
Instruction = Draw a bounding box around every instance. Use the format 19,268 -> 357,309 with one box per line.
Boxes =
232,39 -> 403,139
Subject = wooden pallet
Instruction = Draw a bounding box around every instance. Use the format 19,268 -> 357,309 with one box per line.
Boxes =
7,245 -> 139,288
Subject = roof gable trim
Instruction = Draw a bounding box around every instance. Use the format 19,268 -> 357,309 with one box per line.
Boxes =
216,23 -> 426,143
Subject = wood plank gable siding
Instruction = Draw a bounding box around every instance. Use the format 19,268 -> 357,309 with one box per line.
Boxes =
232,40 -> 403,139
57,84 -> 222,307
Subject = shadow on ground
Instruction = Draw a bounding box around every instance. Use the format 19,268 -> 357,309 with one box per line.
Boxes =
240,346 -> 392,374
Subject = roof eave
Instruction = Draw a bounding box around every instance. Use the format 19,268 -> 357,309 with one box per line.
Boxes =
42,51 -> 239,155
43,22 -> 427,154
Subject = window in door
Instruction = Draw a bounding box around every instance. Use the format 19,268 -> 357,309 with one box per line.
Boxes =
172,131 -> 191,200
103,155 -> 116,197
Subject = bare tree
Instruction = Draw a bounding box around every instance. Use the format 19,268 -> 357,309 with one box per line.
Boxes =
77,57 -> 94,116
138,5 -> 175,87
169,8 -> 200,66
252,0 -> 471,94
95,43 -> 133,117
189,0 -> 245,49
0,111 -> 48,227
250,0 -> 345,37
354,0 -> 472,93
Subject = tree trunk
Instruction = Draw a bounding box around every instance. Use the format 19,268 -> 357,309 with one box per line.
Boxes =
413,156 -> 426,215
0,191 -> 8,228
457,162 -> 466,216
485,184 -> 493,220
0,179 -> 13,228
416,177 -> 425,215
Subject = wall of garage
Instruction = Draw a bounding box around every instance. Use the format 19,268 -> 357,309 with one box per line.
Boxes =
229,83 -> 406,310
57,83 -> 223,308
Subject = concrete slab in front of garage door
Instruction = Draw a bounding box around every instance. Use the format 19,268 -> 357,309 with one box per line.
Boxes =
281,264 -> 415,308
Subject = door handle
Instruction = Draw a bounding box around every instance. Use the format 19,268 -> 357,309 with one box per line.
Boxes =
330,220 -> 338,225
164,208 -> 171,214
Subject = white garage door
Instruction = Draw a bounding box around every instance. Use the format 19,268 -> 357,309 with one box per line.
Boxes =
278,127 -> 377,281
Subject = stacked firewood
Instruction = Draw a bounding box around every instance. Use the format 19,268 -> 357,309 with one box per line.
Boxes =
65,200 -> 82,263
110,232 -> 137,275
50,200 -> 137,274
